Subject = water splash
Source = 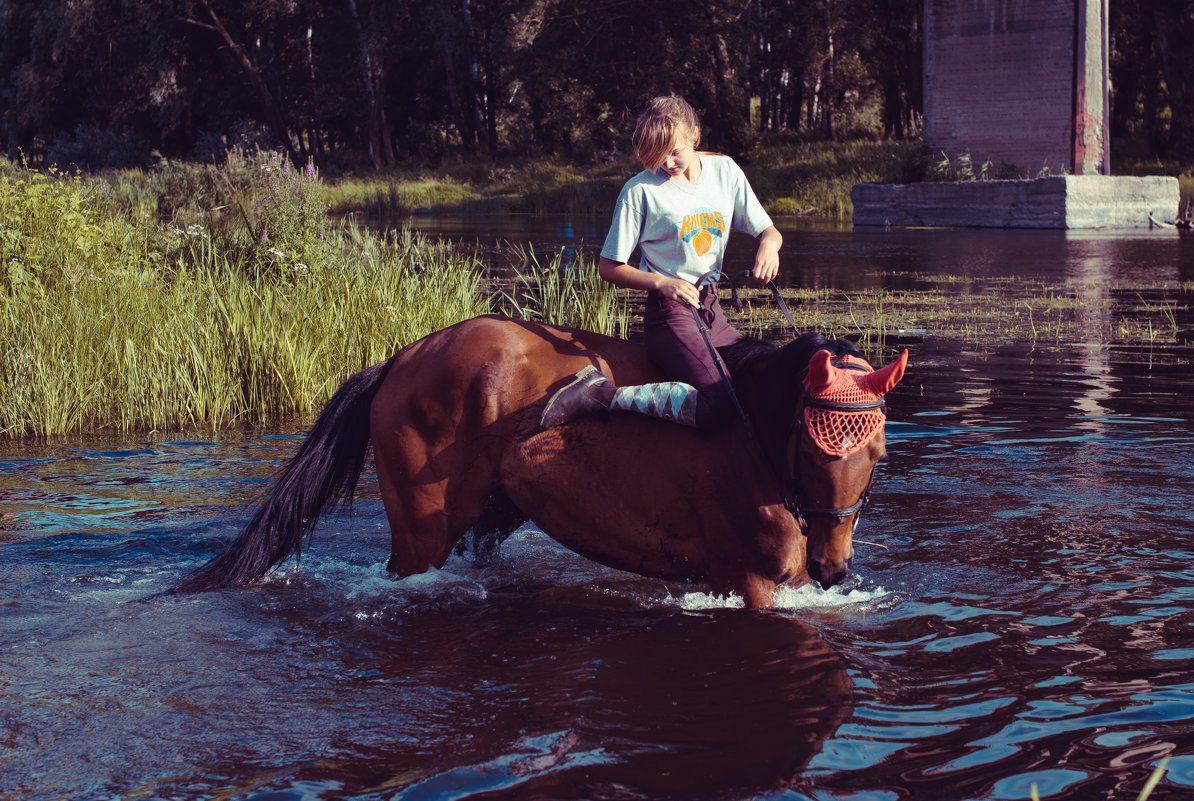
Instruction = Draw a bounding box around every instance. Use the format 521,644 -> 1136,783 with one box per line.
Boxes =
669,578 -> 891,611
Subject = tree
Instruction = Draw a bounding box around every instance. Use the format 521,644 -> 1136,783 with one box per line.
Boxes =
7,0 -> 1190,169
180,0 -> 300,159
1110,0 -> 1194,167
348,0 -> 395,168
1149,0 -> 1194,167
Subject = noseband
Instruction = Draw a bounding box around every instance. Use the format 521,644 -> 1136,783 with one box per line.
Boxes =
785,359 -> 884,537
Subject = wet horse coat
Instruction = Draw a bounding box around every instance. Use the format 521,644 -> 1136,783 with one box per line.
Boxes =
174,315 -> 903,608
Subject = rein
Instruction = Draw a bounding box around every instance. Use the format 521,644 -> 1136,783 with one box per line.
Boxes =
692,270 -> 881,536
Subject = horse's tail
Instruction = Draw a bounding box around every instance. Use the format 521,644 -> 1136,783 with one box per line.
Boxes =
170,357 -> 397,593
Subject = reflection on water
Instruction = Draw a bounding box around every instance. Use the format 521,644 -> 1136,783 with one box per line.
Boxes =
2,223 -> 1194,800
404,213 -> 1194,290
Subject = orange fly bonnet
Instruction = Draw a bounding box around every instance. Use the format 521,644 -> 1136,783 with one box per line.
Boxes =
802,349 -> 909,457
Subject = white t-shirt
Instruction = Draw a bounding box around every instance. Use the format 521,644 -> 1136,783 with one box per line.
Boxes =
600,153 -> 773,285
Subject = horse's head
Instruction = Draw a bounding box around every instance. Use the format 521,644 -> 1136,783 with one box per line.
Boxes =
792,348 -> 908,589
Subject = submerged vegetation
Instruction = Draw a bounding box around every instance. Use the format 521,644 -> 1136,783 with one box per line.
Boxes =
0,151 -> 1189,437
727,276 -> 1192,360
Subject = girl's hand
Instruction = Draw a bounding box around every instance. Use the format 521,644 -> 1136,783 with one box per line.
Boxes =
752,226 -> 783,284
596,257 -> 698,307
657,276 -> 701,308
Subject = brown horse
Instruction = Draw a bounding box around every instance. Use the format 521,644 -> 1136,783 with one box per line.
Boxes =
172,315 -> 908,608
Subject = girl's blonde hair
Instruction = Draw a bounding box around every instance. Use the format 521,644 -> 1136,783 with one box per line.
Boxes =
632,96 -> 701,171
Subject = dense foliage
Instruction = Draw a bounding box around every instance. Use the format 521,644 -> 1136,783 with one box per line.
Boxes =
1109,0 -> 1194,168
1,1 -> 1190,170
0,0 -> 925,169
0,153 -> 492,435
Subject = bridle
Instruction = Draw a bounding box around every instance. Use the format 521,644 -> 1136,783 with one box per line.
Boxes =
784,359 -> 884,537
689,270 -> 885,539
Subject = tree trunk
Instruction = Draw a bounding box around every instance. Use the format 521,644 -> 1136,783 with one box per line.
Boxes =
348,0 -> 393,169
435,0 -> 474,149
481,33 -> 498,154
823,0 -> 836,141
186,0 -> 296,160
459,0 -> 486,150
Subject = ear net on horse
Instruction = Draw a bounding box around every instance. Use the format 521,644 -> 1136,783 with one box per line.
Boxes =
802,350 -> 908,457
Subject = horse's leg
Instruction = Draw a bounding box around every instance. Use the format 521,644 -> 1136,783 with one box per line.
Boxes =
705,560 -> 782,609
453,488 -> 527,565
371,358 -> 517,576
368,314 -> 650,579
372,423 -> 499,576
740,576 -> 781,609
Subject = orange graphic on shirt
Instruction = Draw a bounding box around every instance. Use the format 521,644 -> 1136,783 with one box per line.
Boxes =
677,207 -> 726,257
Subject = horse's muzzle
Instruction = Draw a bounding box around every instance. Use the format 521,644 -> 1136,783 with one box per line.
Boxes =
808,555 -> 853,589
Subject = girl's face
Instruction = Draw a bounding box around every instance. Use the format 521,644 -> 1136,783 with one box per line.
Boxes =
658,128 -> 700,181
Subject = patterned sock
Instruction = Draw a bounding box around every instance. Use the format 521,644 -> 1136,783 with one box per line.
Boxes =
610,382 -> 698,426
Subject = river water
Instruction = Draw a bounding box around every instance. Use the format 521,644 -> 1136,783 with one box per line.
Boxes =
2,218 -> 1193,801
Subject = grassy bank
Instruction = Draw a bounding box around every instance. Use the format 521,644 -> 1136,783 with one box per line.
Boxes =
0,156 -> 491,436
319,142 -> 1191,221
62,138 -> 920,221
80,139 -> 1190,224
316,140 -> 922,220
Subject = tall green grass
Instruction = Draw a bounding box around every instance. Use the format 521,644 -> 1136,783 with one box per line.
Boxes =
499,244 -> 631,338
0,159 -> 489,437
0,151 -> 642,437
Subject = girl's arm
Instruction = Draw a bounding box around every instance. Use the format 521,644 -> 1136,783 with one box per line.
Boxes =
752,225 -> 783,284
598,257 -> 701,308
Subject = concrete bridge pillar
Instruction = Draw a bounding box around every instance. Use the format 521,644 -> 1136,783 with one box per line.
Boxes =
851,0 -> 1179,228
923,0 -> 1108,176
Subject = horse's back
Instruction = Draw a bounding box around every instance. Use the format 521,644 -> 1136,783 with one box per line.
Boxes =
372,315 -> 656,442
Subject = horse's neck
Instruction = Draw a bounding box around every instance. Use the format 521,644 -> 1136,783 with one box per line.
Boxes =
726,343 -> 805,431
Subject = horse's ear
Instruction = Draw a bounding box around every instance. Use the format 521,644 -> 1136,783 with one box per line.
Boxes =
805,349 -> 835,394
861,349 -> 909,397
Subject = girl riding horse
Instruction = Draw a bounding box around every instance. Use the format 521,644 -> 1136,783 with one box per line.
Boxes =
542,95 -> 784,430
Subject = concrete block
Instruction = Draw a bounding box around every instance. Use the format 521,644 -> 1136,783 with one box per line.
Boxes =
850,176 -> 1180,229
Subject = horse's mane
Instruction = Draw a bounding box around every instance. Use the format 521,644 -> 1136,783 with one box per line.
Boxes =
719,331 -> 864,444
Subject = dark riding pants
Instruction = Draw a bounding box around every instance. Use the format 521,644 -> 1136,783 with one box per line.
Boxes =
644,283 -> 743,429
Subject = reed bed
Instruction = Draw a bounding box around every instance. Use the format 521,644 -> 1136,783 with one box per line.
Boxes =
725,277 -> 1191,361
322,177 -> 481,218
0,160 -> 489,437
498,244 -> 631,339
